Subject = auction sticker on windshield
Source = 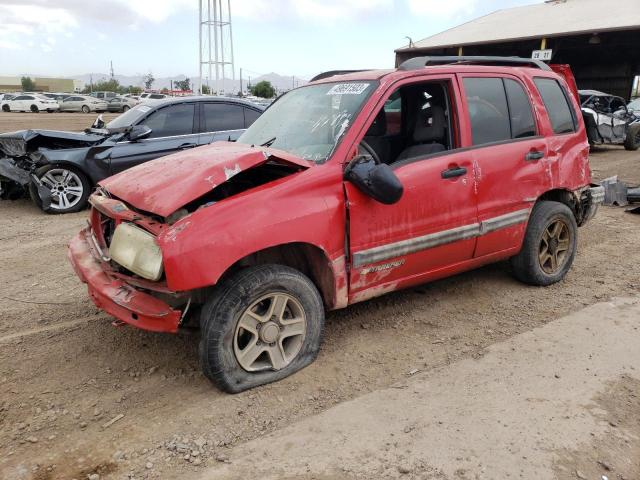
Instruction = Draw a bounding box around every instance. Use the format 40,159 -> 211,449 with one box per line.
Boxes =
327,83 -> 370,95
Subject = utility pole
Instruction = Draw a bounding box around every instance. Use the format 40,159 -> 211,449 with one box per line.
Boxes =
239,67 -> 243,96
110,60 -> 114,79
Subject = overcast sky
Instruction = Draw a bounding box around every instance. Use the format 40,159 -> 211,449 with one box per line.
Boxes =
1,0 -> 542,79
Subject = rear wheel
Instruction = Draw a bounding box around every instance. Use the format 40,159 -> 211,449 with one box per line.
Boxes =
29,165 -> 90,214
624,123 -> 640,151
199,265 -> 325,393
2,104 -> 10,112
510,201 -> 577,286
30,104 -> 39,113
81,105 -> 90,113
122,105 -> 130,112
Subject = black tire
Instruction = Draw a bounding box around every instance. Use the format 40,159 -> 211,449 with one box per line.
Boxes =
2,104 -> 9,112
624,123 -> 640,151
81,105 -> 90,113
510,201 -> 577,286
28,165 -> 91,214
199,264 -> 325,393
30,104 -> 39,113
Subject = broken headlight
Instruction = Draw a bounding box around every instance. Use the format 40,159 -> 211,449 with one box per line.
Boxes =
109,223 -> 163,281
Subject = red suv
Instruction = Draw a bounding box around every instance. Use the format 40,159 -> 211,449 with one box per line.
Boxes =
68,57 -> 604,392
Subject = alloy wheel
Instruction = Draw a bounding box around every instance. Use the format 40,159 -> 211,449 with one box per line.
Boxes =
538,219 -> 571,274
233,292 -> 306,372
39,168 -> 84,211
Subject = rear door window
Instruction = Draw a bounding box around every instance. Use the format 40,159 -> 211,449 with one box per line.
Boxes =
504,79 -> 536,139
142,103 -> 196,138
534,78 -> 576,134
203,103 -> 245,132
463,77 -> 511,145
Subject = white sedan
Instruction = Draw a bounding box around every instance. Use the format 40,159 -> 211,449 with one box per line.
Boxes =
2,94 -> 59,113
58,95 -> 109,113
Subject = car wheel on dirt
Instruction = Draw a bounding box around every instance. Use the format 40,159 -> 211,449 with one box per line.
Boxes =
81,105 -> 90,113
510,201 -> 577,286
624,123 -> 640,151
199,264 -> 325,393
2,104 -> 9,112
30,104 -> 39,113
122,105 -> 130,112
28,165 -> 91,214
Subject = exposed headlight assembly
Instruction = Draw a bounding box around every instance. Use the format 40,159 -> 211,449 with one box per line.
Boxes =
109,223 -> 163,281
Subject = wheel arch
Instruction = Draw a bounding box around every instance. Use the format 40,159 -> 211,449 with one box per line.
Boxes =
537,188 -> 591,226
218,242 -> 339,310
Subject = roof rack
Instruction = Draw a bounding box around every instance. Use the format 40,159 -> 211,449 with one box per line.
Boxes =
398,56 -> 551,71
309,70 -> 371,82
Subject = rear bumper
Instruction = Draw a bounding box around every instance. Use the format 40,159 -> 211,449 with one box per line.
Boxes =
68,228 -> 182,333
579,184 -> 605,226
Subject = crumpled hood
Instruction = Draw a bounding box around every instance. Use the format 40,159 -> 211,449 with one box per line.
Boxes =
0,129 -> 106,157
100,141 -> 311,217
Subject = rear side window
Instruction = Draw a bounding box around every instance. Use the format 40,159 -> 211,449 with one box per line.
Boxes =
243,108 -> 261,127
534,78 -> 576,134
504,79 -> 536,138
203,103 -> 245,131
463,78 -> 511,145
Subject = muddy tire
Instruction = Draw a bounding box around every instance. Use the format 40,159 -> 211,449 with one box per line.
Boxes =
30,104 -> 39,113
624,123 -> 640,151
510,201 -> 577,286
29,165 -> 91,214
199,265 -> 325,393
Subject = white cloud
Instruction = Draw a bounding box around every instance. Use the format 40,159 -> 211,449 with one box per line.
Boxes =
233,0 -> 392,21
407,0 -> 478,18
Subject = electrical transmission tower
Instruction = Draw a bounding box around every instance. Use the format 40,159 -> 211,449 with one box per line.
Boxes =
199,0 -> 235,95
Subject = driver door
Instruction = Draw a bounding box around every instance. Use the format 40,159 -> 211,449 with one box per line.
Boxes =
345,77 -> 478,301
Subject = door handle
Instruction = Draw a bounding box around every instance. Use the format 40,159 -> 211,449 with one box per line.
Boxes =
525,150 -> 545,161
441,166 -> 467,179
179,143 -> 198,150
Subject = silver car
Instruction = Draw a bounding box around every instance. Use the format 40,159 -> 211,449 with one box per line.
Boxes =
106,96 -> 138,112
58,95 -> 108,113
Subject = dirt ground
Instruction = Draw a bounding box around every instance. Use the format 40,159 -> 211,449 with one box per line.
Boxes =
0,112 -> 120,133
0,115 -> 639,480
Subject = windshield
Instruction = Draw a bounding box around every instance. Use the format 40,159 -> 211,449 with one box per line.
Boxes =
107,103 -> 153,129
237,81 -> 377,163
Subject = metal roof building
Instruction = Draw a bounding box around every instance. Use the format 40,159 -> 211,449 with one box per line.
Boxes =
395,0 -> 640,99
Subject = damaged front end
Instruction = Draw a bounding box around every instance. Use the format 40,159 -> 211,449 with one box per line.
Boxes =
0,129 -> 109,204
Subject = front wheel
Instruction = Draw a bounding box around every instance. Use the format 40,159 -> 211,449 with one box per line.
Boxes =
510,201 -> 577,286
624,123 -> 640,151
29,165 -> 90,214
81,105 -> 90,113
122,105 -> 130,112
30,105 -> 39,113
199,265 -> 325,393
1,105 -> 9,112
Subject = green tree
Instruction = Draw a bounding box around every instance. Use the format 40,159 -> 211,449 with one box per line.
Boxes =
143,72 -> 155,90
127,85 -> 142,95
251,80 -> 275,98
82,78 -> 121,94
201,84 -> 211,95
21,76 -> 36,91
174,78 -> 191,91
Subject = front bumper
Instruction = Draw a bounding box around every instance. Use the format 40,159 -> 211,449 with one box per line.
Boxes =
0,157 -> 31,185
68,228 -> 182,333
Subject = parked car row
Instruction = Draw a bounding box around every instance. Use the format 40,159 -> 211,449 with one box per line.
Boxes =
0,91 -> 171,114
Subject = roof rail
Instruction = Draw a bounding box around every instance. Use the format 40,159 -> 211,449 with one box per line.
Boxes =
309,70 -> 371,82
398,56 -> 552,71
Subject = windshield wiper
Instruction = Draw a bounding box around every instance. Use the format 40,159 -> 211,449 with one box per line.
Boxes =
260,137 -> 276,147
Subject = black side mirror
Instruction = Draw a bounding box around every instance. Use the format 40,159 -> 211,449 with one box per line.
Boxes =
345,156 -> 403,205
129,125 -> 152,141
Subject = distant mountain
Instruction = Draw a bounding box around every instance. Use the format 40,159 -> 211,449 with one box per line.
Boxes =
68,72 -> 308,93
